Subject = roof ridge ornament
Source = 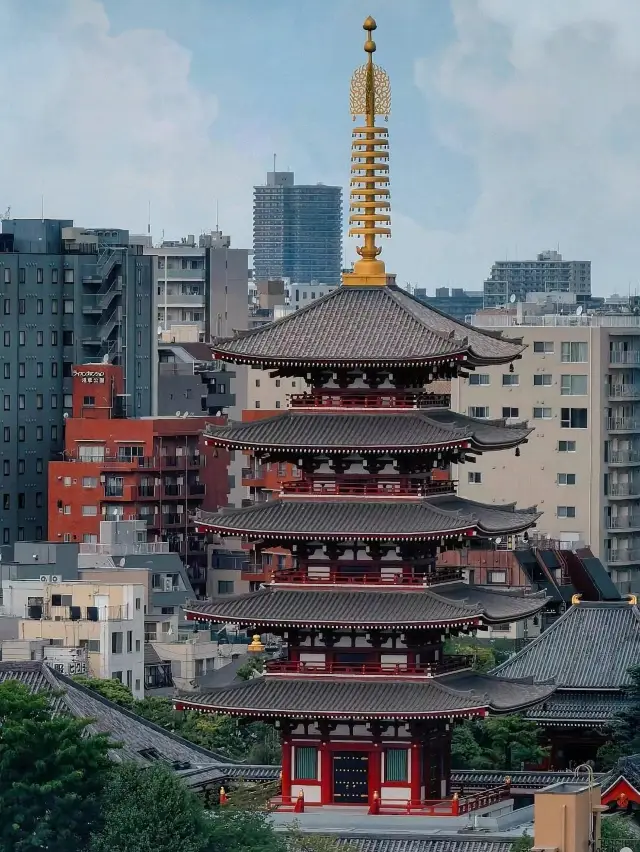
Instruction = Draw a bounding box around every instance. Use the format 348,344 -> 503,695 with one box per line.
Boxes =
344,16 -> 393,288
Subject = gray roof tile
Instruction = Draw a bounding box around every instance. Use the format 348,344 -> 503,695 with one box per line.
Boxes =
195,496 -> 540,541
184,583 -> 547,629
204,409 -> 532,453
335,840 -> 515,852
175,672 -> 554,719
492,601 -> 640,688
214,285 -> 523,367
524,691 -> 631,725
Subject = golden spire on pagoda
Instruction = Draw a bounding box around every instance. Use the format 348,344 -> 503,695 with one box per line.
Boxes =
343,16 -> 392,287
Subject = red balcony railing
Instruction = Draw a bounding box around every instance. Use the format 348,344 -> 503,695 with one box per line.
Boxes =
265,656 -> 472,677
273,567 -> 464,587
281,479 -> 456,498
288,391 -> 450,410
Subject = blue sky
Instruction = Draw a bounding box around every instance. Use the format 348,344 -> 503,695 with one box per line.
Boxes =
3,0 -> 640,293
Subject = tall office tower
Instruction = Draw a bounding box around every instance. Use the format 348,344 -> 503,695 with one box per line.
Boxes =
483,250 -> 591,308
0,219 -> 154,546
253,171 -> 342,284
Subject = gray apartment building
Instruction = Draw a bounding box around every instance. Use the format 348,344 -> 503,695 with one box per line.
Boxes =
253,171 -> 342,285
483,250 -> 591,308
0,219 -> 154,546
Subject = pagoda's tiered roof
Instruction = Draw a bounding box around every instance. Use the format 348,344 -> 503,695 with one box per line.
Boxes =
195,496 -> 540,541
492,600 -> 640,726
183,583 -> 547,629
213,285 -> 523,368
174,670 -> 554,720
203,409 -> 532,454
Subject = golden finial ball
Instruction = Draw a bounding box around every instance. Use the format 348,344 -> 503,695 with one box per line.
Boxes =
363,15 -> 377,31
364,39 -> 376,53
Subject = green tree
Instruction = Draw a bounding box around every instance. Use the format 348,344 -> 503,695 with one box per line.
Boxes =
73,675 -> 136,709
451,716 -> 547,771
601,814 -> 640,848
91,763 -> 210,852
597,665 -> 640,769
206,807 -> 285,852
236,657 -> 265,681
511,833 -> 534,852
0,679 -> 113,852
451,721 -> 493,770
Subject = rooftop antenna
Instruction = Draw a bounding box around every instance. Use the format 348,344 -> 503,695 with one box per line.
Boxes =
147,200 -> 151,235
216,199 -> 219,232
273,152 -> 277,173
41,195 -> 44,223
343,16 -> 391,288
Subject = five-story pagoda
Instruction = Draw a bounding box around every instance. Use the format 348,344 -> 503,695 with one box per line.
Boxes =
177,17 -> 554,811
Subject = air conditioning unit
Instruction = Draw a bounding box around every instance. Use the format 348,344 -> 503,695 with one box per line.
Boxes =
39,575 -> 51,583
50,575 -> 62,584
164,577 -> 173,592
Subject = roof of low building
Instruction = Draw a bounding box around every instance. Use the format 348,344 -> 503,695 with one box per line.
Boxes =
175,671 -> 554,719
334,840 -> 515,852
492,600 -> 640,689
212,285 -> 524,368
524,691 -> 631,726
183,583 -> 547,629
203,409 -> 532,453
195,496 -> 540,541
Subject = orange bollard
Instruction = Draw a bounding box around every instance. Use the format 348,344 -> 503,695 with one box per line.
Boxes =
368,790 -> 380,815
294,788 -> 305,813
451,791 -> 460,816
219,786 -> 228,805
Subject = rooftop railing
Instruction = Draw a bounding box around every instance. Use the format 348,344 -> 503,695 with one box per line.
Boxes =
78,541 -> 169,555
265,656 -> 473,677
280,479 -> 456,498
272,567 -> 464,587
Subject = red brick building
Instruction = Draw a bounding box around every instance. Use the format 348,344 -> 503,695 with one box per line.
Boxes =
48,364 -> 228,596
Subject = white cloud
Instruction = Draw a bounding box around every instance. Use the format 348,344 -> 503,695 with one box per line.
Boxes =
0,0 -> 267,247
411,0 -> 640,293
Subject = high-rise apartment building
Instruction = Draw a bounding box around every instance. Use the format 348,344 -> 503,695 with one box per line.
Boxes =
483,250 -> 591,308
253,171 -> 342,284
0,219 -> 154,547
453,308 -> 640,591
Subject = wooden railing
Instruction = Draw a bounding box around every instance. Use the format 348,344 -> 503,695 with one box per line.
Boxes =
272,567 -> 464,587
265,656 -> 473,677
281,479 -> 456,497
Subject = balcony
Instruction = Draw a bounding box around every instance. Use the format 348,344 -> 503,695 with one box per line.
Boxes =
610,351 -> 640,365
608,450 -> 640,465
607,418 -> 640,432
280,479 -> 456,499
273,567 -> 464,587
606,516 -> 640,531
25,603 -> 132,621
608,483 -> 640,499
265,655 -> 473,678
288,390 -> 451,410
188,483 -> 206,496
608,548 -> 640,565
161,513 -> 185,527
79,541 -> 169,556
609,384 -> 640,401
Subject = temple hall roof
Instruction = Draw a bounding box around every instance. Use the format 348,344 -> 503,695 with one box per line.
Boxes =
523,692 -> 630,726
195,496 -> 540,541
174,672 -> 554,720
212,285 -> 524,368
203,409 -> 532,454
492,600 -> 640,689
183,583 -> 547,629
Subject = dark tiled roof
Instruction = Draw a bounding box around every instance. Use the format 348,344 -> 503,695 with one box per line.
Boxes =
492,601 -> 640,688
195,496 -> 540,541
184,583 -> 547,629
335,840 -> 515,852
175,672 -> 554,719
204,409 -> 532,453
602,754 -> 640,795
213,285 -> 523,367
144,643 -> 166,666
451,769 -> 596,790
524,691 -> 631,725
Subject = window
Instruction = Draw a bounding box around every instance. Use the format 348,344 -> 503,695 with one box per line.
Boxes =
3,331 -> 9,346
19,331 -> 25,346
62,331 -> 74,346
487,570 -> 507,584
51,331 -> 58,345
2,461 -> 8,475
83,396 -> 96,406
78,444 -> 105,461
3,298 -> 9,315
17,493 -> 25,509
18,395 -> 24,409
3,269 -> 9,284
561,407 -> 588,429
533,407 -> 552,419
19,299 -> 25,314
17,460 -> 24,474
37,362 -> 43,377
117,446 -> 143,462
17,527 -> 24,541
3,427 -> 10,442
81,505 -> 98,516
254,401 -> 261,409
275,400 -> 281,409
502,407 -> 519,418
111,632 -> 123,654
3,494 -> 9,510
561,342 -> 588,363
36,458 -> 43,473
36,331 -> 43,346
557,506 -> 576,518
468,406 -> 489,418
36,492 -> 43,508
37,267 -> 43,284
384,749 -> 408,782
469,374 -> 490,385
294,746 -> 318,780
3,395 -> 9,411
127,631 -> 133,653
51,298 -> 58,314
19,362 -> 25,377
468,472 -> 482,484
534,374 -> 552,386
51,394 -> 58,409
36,394 -> 43,409
82,477 -> 98,488
111,671 -> 123,683
19,268 -> 25,284
502,374 -> 519,386
217,580 -> 234,595
37,299 -> 43,314
533,341 -> 554,353
557,473 -> 577,485
135,597 -> 141,611
51,362 -> 58,378
64,269 -> 74,284
561,375 -> 588,395
63,394 -> 73,408
558,440 -> 576,452
52,269 -> 58,284
32,426 -> 38,441
255,378 -> 261,387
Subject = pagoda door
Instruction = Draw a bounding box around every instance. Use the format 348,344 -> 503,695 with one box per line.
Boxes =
332,751 -> 369,803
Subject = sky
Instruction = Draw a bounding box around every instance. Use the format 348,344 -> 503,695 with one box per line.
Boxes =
2,0 -> 640,294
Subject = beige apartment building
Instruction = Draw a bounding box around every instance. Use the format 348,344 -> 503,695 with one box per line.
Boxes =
453,310 -> 640,589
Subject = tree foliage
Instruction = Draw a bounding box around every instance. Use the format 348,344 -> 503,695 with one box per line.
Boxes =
597,665 -> 640,769
0,679 -> 113,852
452,715 -> 547,771
236,656 -> 265,681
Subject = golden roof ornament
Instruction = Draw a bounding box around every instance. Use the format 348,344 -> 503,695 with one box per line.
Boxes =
343,16 -> 393,287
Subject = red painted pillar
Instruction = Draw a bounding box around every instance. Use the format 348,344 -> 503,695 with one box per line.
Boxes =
281,738 -> 292,801
410,742 -> 422,804
369,742 -> 382,807
320,740 -> 332,804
